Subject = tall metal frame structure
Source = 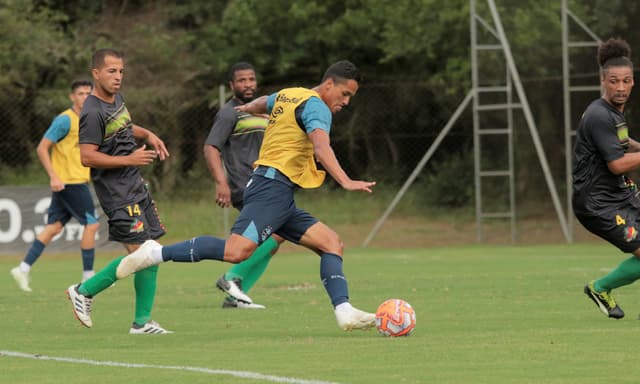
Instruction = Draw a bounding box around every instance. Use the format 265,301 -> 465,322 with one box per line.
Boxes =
471,0 -> 570,242
470,0 -> 517,242
363,0 -> 571,247
561,0 -> 601,241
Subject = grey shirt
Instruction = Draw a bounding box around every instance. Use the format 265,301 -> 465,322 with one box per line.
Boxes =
205,98 -> 268,207
79,94 -> 148,213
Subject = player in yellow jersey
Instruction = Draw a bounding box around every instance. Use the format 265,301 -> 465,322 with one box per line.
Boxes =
11,80 -> 100,292
108,60 -> 376,331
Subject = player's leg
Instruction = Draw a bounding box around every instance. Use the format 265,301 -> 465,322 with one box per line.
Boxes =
63,184 -> 101,282
11,192 -> 67,292
66,197 -> 169,332
286,213 -> 375,331
579,208 -> 640,319
219,234 -> 282,308
126,197 -> 171,334
80,222 -> 100,281
11,222 -> 63,292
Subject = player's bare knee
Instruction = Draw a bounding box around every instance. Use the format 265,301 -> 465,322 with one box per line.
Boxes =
321,234 -> 344,255
224,248 -> 252,263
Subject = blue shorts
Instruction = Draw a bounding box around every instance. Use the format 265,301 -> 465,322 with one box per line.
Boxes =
232,167 -> 318,245
48,183 -> 98,226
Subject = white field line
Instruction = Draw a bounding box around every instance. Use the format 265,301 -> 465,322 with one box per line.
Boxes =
0,350 -> 342,384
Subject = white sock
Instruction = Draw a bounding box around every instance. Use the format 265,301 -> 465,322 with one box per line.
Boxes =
82,270 -> 95,282
151,246 -> 164,264
334,302 -> 353,313
19,262 -> 31,273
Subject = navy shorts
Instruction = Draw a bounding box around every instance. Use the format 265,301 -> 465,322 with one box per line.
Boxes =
232,168 -> 318,245
576,206 -> 640,253
106,195 -> 166,244
48,183 -> 98,226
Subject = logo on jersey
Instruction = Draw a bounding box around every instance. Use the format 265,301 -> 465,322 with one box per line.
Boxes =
130,218 -> 144,233
617,122 -> 629,150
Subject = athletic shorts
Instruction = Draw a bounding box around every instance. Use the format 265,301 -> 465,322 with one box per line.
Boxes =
576,206 -> 640,253
48,183 -> 98,226
231,167 -> 318,245
106,195 -> 166,244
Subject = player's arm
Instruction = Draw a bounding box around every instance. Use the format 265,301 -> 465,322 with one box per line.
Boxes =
36,138 -> 64,192
309,129 -> 375,193
235,95 -> 268,115
204,145 -> 231,207
80,143 -> 159,168
132,124 -> 169,160
607,152 -> 640,174
627,138 -> 640,153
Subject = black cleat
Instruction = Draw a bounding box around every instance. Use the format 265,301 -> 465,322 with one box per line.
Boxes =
584,281 -> 625,319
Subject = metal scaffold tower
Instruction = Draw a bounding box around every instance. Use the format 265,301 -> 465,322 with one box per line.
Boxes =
363,0 -> 571,247
471,0 -> 570,242
561,0 -> 601,241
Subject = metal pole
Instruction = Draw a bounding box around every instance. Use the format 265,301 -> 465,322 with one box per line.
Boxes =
561,0 -> 574,242
487,0 -> 571,242
363,91 -> 473,247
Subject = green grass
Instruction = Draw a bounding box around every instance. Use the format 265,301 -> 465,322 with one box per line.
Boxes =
1,243 -> 638,383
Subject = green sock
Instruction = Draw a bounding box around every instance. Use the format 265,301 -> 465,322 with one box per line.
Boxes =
225,236 -> 277,293
595,256 -> 640,292
79,256 -> 124,296
133,265 -> 158,326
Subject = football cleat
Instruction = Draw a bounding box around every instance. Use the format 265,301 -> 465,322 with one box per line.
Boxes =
335,305 -> 376,331
66,284 -> 93,328
10,267 -> 32,292
129,320 -> 173,335
116,240 -> 162,279
215,275 -> 253,304
584,281 -> 624,319
222,297 -> 266,309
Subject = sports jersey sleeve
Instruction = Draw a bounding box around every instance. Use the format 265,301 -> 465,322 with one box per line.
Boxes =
79,97 -> 105,145
43,114 -> 71,143
205,102 -> 237,150
266,92 -> 277,114
299,96 -> 332,134
585,112 -> 625,163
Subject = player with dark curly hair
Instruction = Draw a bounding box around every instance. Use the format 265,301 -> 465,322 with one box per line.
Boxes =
575,37 -> 640,319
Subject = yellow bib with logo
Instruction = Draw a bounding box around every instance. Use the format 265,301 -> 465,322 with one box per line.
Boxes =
255,88 -> 326,188
51,109 -> 90,184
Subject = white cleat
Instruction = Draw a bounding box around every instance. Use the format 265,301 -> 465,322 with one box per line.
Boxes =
335,305 -> 376,331
129,320 -> 173,335
215,276 -> 253,304
66,284 -> 93,328
10,267 -> 32,292
222,297 -> 266,309
116,240 -> 162,279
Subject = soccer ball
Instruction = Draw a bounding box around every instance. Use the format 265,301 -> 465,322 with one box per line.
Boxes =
375,299 -> 416,337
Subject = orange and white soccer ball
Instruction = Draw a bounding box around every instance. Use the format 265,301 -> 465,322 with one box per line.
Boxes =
375,299 -> 416,337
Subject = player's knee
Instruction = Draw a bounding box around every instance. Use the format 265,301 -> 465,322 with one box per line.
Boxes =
85,222 -> 100,233
224,247 -> 252,264
322,234 -> 344,255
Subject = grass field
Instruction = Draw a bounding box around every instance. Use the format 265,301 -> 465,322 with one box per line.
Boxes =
1,243 -> 639,384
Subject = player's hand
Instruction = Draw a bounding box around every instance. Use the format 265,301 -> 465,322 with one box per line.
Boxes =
341,180 -> 376,193
50,176 -> 65,192
215,183 -> 232,208
129,144 -> 158,166
145,132 -> 170,161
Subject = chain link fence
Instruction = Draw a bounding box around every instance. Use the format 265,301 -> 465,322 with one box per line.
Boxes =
0,78 -> 588,248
